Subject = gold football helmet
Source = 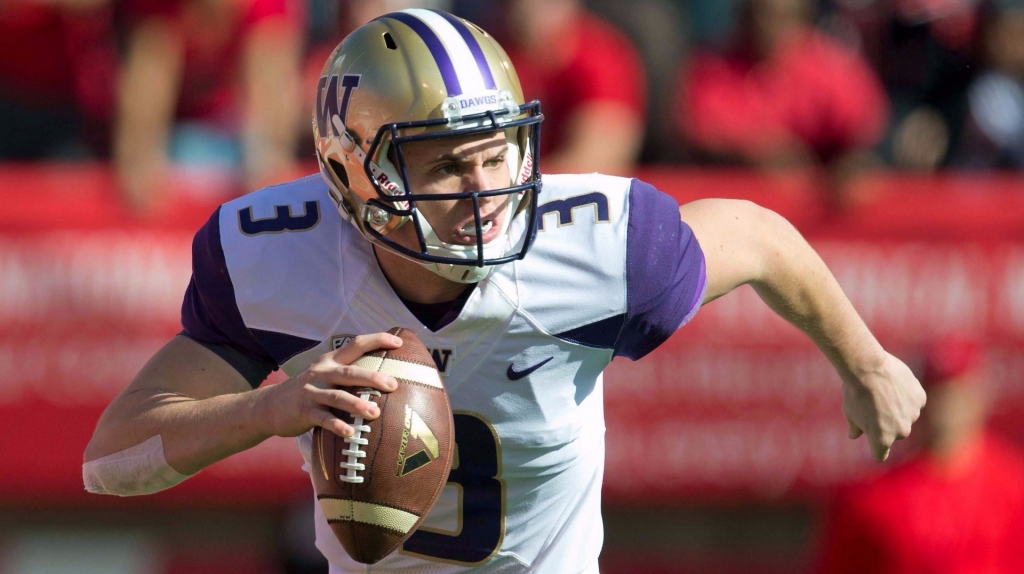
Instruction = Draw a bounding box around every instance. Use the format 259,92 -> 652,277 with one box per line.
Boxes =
313,9 -> 543,283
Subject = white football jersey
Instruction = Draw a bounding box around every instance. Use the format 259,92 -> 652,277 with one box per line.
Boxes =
181,172 -> 706,572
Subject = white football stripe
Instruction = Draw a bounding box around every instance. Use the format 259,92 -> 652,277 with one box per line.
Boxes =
352,355 -> 443,389
404,8 -> 486,95
319,498 -> 419,534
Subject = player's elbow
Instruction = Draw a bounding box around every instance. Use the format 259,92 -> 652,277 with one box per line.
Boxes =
83,396 -> 192,496
83,435 -> 105,467
82,435 -> 191,497
746,204 -> 812,286
727,199 -> 786,230
83,392 -> 142,464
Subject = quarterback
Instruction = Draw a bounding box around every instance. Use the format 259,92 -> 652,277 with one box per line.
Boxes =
84,9 -> 925,573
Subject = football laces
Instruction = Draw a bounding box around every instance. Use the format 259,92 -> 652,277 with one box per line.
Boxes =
338,388 -> 382,484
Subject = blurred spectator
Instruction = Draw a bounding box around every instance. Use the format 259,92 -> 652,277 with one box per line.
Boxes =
305,0 -> 452,56
687,0 -> 745,50
587,0 -> 688,163
817,337 -> 1024,574
114,0 -> 304,212
0,0 -> 116,159
870,0 -> 979,170
676,0 -> 889,172
951,1 -> 1024,169
494,0 -> 647,175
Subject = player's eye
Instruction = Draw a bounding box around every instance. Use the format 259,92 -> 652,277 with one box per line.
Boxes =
433,163 -> 459,176
484,155 -> 506,169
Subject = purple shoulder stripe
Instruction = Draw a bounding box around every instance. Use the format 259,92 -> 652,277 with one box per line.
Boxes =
614,179 -> 707,360
181,207 -> 278,375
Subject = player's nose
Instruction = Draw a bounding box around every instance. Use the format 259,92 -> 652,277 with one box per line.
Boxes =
460,166 -> 487,193
460,163 -> 505,194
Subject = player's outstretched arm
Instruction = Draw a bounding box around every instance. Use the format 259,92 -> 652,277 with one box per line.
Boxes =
679,199 -> 926,462
83,333 -> 401,495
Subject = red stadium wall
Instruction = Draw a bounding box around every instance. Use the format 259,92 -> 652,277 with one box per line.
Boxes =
2,165 -> 1023,508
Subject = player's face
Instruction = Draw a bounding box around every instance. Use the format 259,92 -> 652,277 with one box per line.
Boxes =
399,131 -> 513,246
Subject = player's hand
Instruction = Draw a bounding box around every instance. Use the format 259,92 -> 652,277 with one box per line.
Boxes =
842,352 -> 927,462
258,333 -> 402,439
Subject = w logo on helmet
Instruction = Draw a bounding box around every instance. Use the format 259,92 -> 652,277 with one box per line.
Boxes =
316,74 -> 361,137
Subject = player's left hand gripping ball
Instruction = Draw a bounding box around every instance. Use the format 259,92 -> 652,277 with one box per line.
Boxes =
310,327 -> 455,564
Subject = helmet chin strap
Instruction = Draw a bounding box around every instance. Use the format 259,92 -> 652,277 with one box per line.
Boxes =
412,190 -> 524,283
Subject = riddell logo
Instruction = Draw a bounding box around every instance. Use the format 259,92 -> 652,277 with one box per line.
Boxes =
396,405 -> 440,477
375,172 -> 400,193
519,151 -> 534,184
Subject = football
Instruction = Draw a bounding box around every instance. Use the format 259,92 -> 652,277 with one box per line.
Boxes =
310,327 -> 455,564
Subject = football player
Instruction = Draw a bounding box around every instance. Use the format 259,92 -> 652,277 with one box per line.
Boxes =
84,9 -> 926,573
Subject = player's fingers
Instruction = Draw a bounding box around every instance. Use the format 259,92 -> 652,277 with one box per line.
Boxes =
314,407 -> 355,438
895,421 -> 913,441
847,420 -> 863,440
331,332 -> 403,365
310,387 -> 380,420
308,362 -> 397,392
868,428 -> 897,462
873,442 -> 891,463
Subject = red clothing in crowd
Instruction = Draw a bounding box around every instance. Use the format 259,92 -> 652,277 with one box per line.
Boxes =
818,432 -> 1024,574
123,0 -> 302,126
505,12 -> 646,156
0,3 -> 115,117
679,29 -> 888,163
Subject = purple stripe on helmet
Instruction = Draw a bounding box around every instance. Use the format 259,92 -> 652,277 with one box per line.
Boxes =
381,12 -> 463,96
430,10 -> 497,90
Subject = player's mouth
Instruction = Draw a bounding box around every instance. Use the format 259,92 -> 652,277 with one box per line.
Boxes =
451,213 -> 501,245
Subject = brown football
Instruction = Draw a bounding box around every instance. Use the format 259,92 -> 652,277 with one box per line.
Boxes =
310,327 -> 454,564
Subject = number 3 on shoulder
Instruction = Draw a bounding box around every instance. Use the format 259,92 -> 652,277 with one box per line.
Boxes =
238,201 -> 320,236
401,412 -> 505,565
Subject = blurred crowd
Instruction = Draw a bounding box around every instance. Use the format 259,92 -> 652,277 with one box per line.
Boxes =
816,337 -> 1024,574
3,0 -> 1024,209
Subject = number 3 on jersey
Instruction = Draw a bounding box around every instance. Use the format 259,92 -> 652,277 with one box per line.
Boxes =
402,412 -> 505,565
238,200 -> 320,236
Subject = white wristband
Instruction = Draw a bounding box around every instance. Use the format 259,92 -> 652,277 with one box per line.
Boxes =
82,435 -> 191,496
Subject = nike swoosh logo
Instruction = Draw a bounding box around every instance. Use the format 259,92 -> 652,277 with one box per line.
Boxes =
507,356 -> 553,381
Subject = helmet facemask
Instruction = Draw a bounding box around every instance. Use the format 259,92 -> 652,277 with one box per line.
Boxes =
354,100 -> 543,283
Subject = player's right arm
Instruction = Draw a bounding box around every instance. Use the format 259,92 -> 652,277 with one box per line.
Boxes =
85,332 -> 397,470
83,333 -> 399,495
